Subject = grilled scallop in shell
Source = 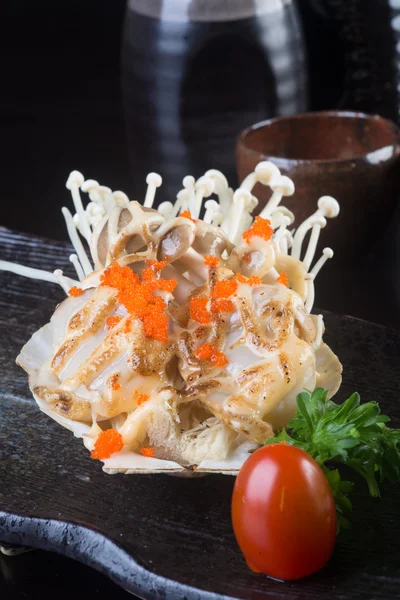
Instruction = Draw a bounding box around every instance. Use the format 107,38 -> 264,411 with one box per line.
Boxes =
3,162 -> 342,475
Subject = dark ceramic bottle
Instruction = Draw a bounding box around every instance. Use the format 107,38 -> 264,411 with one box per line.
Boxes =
121,0 -> 308,200
298,0 -> 400,122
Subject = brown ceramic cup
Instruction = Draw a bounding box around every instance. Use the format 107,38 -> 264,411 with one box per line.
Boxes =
236,111 -> 400,259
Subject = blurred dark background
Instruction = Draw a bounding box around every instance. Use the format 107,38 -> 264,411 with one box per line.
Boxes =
1,0 -> 130,240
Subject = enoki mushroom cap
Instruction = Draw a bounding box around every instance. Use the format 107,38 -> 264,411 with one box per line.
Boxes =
183,175 -> 195,189
112,191 -> 130,207
318,196 -> 340,218
146,172 -> 162,188
205,169 -> 229,188
322,247 -> 334,259
254,161 -> 280,185
66,170 -> 84,189
80,179 -> 99,193
195,176 -> 214,197
270,175 -> 295,196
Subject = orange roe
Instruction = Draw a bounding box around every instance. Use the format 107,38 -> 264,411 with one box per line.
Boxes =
244,253 -> 251,263
110,374 -> 121,391
195,343 -> 213,360
242,216 -> 273,244
101,262 -> 140,289
142,261 -> 177,293
100,262 -> 175,343
140,447 -> 155,457
142,259 -> 167,283
135,392 -> 150,406
142,268 -> 154,283
204,255 -> 219,268
211,350 -> 229,367
145,259 -> 167,272
143,307 -> 169,343
277,272 -> 289,286
248,275 -> 262,286
91,429 -> 123,460
156,278 -> 177,294
195,343 -> 228,367
68,286 -> 83,297
236,274 -> 262,286
124,318 -> 132,334
210,348 -> 228,368
213,279 -> 237,299
106,316 -> 122,330
190,297 -> 211,324
211,299 -> 234,314
180,210 -> 196,223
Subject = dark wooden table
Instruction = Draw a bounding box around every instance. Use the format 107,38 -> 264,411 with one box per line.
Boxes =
1,2 -> 400,599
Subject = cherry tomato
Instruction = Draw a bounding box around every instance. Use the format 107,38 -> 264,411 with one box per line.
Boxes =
232,444 -> 336,580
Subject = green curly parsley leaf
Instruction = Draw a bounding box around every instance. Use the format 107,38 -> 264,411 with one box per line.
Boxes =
266,388 -> 400,531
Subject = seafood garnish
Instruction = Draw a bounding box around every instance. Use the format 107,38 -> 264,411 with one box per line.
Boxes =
0,162 -> 342,475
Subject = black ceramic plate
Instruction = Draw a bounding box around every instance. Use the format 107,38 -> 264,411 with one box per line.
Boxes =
1,228 -> 400,600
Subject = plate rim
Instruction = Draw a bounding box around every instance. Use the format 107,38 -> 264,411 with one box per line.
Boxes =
0,510 -> 235,600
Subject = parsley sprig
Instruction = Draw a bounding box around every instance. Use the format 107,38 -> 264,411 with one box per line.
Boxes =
266,388 -> 400,530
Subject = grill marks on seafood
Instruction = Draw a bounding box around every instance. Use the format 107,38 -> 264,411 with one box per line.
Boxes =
51,287 -> 118,376
33,386 -> 92,421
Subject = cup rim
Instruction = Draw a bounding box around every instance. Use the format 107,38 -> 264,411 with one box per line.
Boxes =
236,110 -> 400,165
